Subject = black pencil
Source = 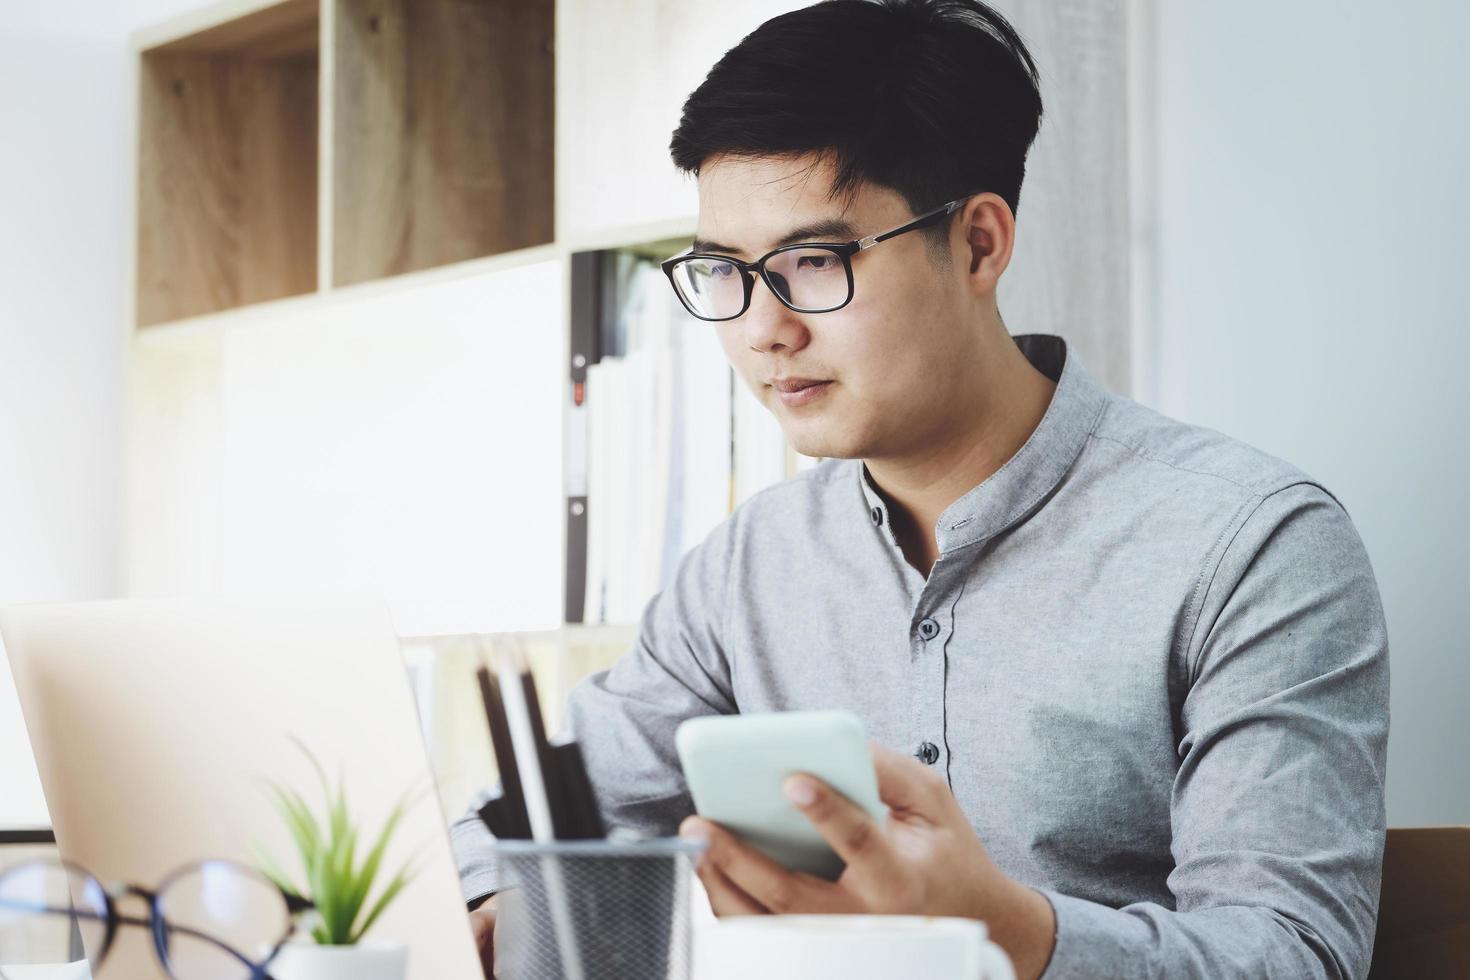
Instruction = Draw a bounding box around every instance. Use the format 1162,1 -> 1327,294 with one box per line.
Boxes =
519,668 -> 575,839
476,665 -> 531,839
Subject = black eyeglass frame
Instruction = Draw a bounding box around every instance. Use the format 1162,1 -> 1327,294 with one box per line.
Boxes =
0,856 -> 315,980
660,194 -> 976,322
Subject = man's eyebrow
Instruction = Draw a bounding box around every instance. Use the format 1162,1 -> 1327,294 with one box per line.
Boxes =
691,217 -> 860,257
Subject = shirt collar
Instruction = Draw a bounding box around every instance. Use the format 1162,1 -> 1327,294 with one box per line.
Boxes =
857,333 -> 1108,555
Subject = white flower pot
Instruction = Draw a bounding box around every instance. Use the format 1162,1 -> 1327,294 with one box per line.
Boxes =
267,941 -> 409,980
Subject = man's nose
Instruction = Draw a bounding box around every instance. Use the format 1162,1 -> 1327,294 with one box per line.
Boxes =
740,271 -> 810,354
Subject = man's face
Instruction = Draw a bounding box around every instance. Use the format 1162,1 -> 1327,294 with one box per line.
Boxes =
694,153 -> 984,462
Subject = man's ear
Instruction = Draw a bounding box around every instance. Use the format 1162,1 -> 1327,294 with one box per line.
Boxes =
960,193 -> 1015,287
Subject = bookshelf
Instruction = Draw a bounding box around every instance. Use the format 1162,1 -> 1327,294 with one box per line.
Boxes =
125,0 -> 813,791
128,0 -> 810,602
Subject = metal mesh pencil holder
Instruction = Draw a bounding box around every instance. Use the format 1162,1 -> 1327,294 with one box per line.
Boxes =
492,838 -> 704,980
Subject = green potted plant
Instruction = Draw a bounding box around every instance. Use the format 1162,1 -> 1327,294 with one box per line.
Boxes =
256,740 -> 420,980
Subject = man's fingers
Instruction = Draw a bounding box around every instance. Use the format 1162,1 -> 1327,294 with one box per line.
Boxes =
783,773 -> 904,887
695,857 -> 768,916
680,815 -> 831,914
491,904 -> 504,979
470,907 -> 495,946
468,900 -> 499,978
870,742 -> 954,817
681,815 -> 767,916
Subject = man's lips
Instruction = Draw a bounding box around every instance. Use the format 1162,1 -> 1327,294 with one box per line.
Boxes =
769,378 -> 834,408
769,378 -> 830,393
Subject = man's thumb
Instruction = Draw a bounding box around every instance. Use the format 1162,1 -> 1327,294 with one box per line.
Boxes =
870,742 -> 953,816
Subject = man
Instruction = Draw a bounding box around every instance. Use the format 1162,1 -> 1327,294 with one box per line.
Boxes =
454,1 -> 1390,977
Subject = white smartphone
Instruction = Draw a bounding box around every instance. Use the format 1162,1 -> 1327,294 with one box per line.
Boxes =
675,710 -> 885,880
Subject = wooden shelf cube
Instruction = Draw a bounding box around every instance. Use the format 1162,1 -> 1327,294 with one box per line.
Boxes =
331,0 -> 554,287
135,0 -> 555,327
136,0 -> 320,327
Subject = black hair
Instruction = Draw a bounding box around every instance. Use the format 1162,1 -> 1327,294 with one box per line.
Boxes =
669,0 -> 1043,265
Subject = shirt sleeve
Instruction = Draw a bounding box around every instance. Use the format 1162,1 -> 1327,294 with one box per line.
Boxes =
561,508 -> 739,832
449,788 -> 501,906
449,512 -> 739,899
1039,482 -> 1390,980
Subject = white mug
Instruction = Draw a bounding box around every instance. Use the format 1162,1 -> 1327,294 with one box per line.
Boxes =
695,914 -> 1016,980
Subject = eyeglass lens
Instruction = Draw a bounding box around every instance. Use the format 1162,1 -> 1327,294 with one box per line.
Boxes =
673,247 -> 850,319
0,861 -> 106,976
0,860 -> 292,980
155,862 -> 292,980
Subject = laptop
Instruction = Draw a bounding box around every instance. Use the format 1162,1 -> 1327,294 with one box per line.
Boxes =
0,597 -> 483,980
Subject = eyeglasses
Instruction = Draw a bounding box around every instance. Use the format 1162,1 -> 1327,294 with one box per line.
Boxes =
0,857 -> 314,980
660,194 -> 974,322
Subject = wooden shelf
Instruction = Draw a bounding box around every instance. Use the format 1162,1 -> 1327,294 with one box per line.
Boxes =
130,216 -> 704,336
136,239 -> 563,336
330,0 -> 554,287
133,0 -> 555,328
136,0 -> 319,327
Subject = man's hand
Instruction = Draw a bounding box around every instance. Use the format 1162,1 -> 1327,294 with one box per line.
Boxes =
468,894 -> 502,979
678,743 -> 1058,980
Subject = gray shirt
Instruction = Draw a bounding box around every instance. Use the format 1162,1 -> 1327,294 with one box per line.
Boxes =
453,333 -> 1389,979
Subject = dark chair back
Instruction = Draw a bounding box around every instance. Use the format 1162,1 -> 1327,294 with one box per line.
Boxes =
1368,826 -> 1470,979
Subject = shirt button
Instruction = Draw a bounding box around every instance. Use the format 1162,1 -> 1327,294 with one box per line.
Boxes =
869,507 -> 883,526
917,618 -> 939,640
916,741 -> 940,765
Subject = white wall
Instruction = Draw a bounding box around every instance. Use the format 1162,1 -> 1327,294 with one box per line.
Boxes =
1148,1 -> 1470,823
125,263 -> 567,638
0,0 -> 200,829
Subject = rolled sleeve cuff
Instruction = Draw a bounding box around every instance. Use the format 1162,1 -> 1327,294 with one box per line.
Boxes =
1037,889 -> 1154,980
449,810 -> 502,905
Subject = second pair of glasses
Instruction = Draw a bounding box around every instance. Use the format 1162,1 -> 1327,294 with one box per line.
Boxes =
0,857 -> 313,980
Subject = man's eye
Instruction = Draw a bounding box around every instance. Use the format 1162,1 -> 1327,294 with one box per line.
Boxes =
797,254 -> 834,270
708,262 -> 737,279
